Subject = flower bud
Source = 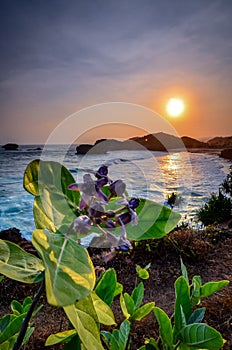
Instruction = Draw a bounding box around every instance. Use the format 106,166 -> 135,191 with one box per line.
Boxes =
96,165 -> 108,179
129,198 -> 140,209
115,243 -> 131,252
104,220 -> 116,229
105,210 -> 115,218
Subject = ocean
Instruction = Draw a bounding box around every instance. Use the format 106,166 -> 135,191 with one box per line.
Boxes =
0,144 -> 230,240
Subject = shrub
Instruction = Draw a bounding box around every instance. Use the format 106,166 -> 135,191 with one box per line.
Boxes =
196,190 -> 232,226
221,165 -> 232,197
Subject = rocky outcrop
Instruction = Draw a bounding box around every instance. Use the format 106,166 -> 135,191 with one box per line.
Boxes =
95,139 -> 143,151
76,144 -> 94,154
131,133 -> 207,150
181,136 -> 207,148
207,136 -> 232,148
2,143 -> 19,150
76,133 -> 232,154
130,133 -> 167,151
220,149 -> 232,161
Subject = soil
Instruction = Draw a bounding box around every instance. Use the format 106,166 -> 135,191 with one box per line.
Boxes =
0,226 -> 232,349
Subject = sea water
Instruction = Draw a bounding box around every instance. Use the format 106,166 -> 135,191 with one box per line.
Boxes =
0,144 -> 230,240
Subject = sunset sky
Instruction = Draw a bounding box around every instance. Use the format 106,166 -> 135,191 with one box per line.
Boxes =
0,0 -> 232,144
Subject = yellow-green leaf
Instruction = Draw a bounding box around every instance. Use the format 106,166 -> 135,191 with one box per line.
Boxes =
32,230 -> 95,306
64,299 -> 104,350
0,239 -> 44,284
91,292 -> 116,326
45,329 -> 77,346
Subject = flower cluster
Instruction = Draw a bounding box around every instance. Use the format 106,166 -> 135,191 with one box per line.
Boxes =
68,165 -> 139,253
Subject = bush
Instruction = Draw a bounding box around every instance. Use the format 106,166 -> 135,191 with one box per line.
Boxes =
221,165 -> 232,197
196,190 -> 232,226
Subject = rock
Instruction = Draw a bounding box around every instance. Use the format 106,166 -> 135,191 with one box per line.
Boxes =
181,136 -> 207,148
207,136 -> 232,148
130,132 -> 184,151
0,227 -> 37,255
129,134 -> 167,151
76,144 -> 94,154
76,133 -> 232,154
0,227 -> 22,244
27,147 -> 42,151
2,143 -> 19,150
76,143 -> 106,154
220,148 -> 232,161
95,139 -> 141,152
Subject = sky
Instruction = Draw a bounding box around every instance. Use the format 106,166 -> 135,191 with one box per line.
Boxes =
0,0 -> 232,144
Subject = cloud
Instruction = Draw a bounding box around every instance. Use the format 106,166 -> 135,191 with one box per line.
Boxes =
0,0 -> 232,142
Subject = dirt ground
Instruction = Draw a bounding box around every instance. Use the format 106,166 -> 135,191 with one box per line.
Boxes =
0,226 -> 232,349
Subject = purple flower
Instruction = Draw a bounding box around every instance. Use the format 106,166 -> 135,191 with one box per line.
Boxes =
116,212 -> 132,225
109,180 -> 126,197
68,172 -> 108,209
88,201 -> 105,218
73,215 -> 92,235
116,197 -> 139,226
105,222 -> 131,252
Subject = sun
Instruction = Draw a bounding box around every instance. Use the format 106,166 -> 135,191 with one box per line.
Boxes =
166,97 -> 185,117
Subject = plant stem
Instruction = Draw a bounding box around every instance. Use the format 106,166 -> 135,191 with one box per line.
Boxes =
13,279 -> 45,350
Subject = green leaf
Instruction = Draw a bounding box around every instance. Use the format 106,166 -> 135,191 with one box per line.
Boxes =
154,307 -> 173,349
132,302 -> 155,321
191,275 -> 202,306
91,292 -> 116,326
24,159 -> 80,233
0,334 -> 18,350
131,282 -> 144,309
101,330 -> 111,347
188,308 -> 206,324
23,296 -> 33,309
0,239 -> 45,284
0,313 -> 26,344
64,298 -> 104,350
114,282 -> 123,297
124,293 -> 135,316
32,230 -> 95,306
107,198 -> 181,240
95,268 -> 117,306
179,323 -> 224,349
0,315 -> 16,333
136,265 -> 149,280
45,329 -> 77,346
22,327 -> 35,346
10,300 -> 23,316
110,320 -> 131,350
23,158 -> 40,196
62,334 -> 82,350
180,258 -> 189,284
0,275 -> 4,282
200,280 -> 229,298
132,199 -> 181,239
173,276 -> 192,342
